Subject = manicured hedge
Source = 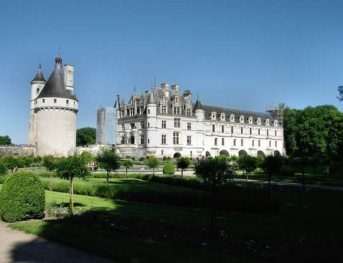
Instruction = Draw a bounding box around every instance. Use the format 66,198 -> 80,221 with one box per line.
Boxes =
163,163 -> 175,175
0,171 -> 45,222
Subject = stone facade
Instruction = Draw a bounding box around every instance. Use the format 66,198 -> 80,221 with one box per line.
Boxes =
0,146 -> 35,157
114,83 -> 284,159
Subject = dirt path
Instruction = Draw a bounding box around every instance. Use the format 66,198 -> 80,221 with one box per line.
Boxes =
0,221 -> 115,263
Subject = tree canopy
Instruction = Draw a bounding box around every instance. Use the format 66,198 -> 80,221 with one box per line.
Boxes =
338,86 -> 343,101
76,127 -> 96,146
0,135 -> 11,145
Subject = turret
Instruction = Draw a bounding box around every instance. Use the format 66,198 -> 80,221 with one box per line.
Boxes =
194,93 -> 204,121
146,90 -> 157,150
30,64 -> 46,110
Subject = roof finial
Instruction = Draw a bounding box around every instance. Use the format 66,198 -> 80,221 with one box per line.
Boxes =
154,77 -> 156,89
134,85 -> 136,93
58,47 -> 61,57
197,91 -> 199,100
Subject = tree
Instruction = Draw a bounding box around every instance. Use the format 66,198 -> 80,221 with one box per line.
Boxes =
21,156 -> 34,169
177,157 -> 191,176
0,135 -> 11,145
121,159 -> 133,174
0,159 -> 7,175
291,157 -> 308,192
56,155 -> 89,214
76,127 -> 96,146
194,157 -> 235,237
43,155 -> 57,189
80,151 -> 93,164
147,157 -> 159,175
261,155 -> 283,197
337,86 -> 343,101
96,150 -> 121,187
2,156 -> 20,172
237,155 -> 257,180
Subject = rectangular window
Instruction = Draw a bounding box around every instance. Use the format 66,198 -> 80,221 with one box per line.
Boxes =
214,138 -> 218,145
42,99 -> 45,103
162,120 -> 166,129
148,123 -> 150,128
269,141 -> 271,147
222,126 -> 225,133
66,100 -> 69,105
187,123 -> 191,130
222,138 -> 225,146
258,140 -> 261,147
121,137 -> 124,144
241,139 -> 244,146
258,129 -> 260,135
54,99 -> 57,103
130,123 -> 135,129
173,132 -> 179,145
140,135 -> 144,145
162,135 -> 166,145
162,105 -> 167,114
122,124 -> 125,131
275,141 -> 277,147
275,130 -> 277,136
233,139 -> 236,146
212,125 -> 215,132
186,109 -> 191,116
174,118 -> 180,128
241,127 -> 243,134
267,129 -> 269,136
187,136 -> 191,145
231,126 -> 234,134
250,128 -> 252,135
140,121 -> 144,128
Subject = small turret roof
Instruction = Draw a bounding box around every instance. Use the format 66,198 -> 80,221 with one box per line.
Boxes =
147,89 -> 156,104
194,98 -> 203,111
31,65 -> 46,84
37,55 -> 77,101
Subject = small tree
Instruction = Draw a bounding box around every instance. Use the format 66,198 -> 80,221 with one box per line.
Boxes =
21,156 -> 34,170
80,151 -> 93,164
96,150 -> 121,187
43,155 -> 57,189
147,157 -> 159,175
194,157 -> 235,236
237,155 -> 257,180
337,86 -> 343,101
121,159 -> 134,174
2,156 -> 20,172
261,155 -> 283,197
56,155 -> 89,214
177,157 -> 191,176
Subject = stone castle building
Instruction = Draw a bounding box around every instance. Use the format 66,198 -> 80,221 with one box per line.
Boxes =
114,83 -> 284,159
28,54 -> 78,157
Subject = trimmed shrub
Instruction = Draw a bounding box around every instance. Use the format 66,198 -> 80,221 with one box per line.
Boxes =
0,171 -> 45,222
163,163 -> 175,175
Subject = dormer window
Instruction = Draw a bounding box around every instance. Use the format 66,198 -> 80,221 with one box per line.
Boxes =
42,99 -> 45,103
230,114 -> 235,122
266,119 -> 270,126
211,112 -> 217,120
240,115 -> 244,123
54,99 -> 57,103
249,116 -> 253,124
274,120 -> 278,127
220,113 -> 225,121
66,100 -> 69,105
257,118 -> 261,125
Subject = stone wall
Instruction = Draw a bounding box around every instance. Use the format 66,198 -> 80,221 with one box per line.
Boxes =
0,145 -> 36,157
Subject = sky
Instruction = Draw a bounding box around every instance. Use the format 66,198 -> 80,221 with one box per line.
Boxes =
0,0 -> 342,144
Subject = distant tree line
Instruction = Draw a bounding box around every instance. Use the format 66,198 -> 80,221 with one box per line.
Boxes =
0,135 -> 11,146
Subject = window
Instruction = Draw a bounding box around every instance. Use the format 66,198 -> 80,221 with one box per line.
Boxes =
257,118 -> 261,125
122,124 -> 125,131
212,125 -> 215,132
240,116 -> 244,123
187,136 -> 191,145
140,135 -> 144,144
230,115 -> 235,122
275,141 -> 277,147
231,126 -> 234,133
148,123 -> 150,128
173,107 -> 181,115
190,151 -> 193,157
161,150 -> 164,155
36,88 -> 39,94
269,141 -> 272,147
162,105 -> 167,114
241,127 -> 243,134
187,123 -> 191,130
275,130 -> 277,136
162,120 -> 166,129
222,126 -> 225,133
121,137 -> 124,144
214,138 -> 218,145
173,132 -> 179,145
130,136 -> 135,144
140,121 -> 144,128
54,99 -> 57,103
266,119 -> 270,126
258,140 -> 261,147
174,118 -> 180,128
267,129 -> 269,136
148,109 -> 150,114
222,138 -> 225,146
241,139 -> 244,146
148,139 -> 150,144
42,99 -> 45,103
221,114 -> 225,120
130,123 -> 135,129
258,129 -> 260,135
233,139 -> 236,146
252,140 -> 255,147
162,135 -> 166,145
186,108 -> 191,116
66,100 -> 69,105
250,128 -> 252,135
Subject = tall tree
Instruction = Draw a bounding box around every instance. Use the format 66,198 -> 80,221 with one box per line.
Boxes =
96,150 -> 121,187
0,135 -> 11,146
76,127 -> 96,146
56,155 -> 89,214
261,155 -> 283,197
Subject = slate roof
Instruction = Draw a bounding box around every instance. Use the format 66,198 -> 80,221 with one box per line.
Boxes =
31,67 -> 46,84
37,57 -> 77,101
202,104 -> 274,123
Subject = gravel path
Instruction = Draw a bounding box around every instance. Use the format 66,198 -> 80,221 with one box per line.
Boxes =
0,221 -> 115,263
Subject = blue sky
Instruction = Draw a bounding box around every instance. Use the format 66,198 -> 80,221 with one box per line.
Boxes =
0,0 -> 342,144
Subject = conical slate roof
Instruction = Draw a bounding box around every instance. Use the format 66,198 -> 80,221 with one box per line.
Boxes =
194,98 -> 203,111
147,89 -> 156,104
37,56 -> 77,101
31,65 -> 46,84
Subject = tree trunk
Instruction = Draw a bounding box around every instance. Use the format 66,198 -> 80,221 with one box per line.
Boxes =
302,168 -> 305,192
181,169 -> 183,176
126,168 -> 128,174
246,170 -> 248,181
106,171 -> 109,187
69,177 -> 74,214
49,171 -> 53,191
210,186 -> 217,238
153,168 -> 155,175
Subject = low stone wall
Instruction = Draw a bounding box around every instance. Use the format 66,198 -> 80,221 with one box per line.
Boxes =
0,145 -> 36,157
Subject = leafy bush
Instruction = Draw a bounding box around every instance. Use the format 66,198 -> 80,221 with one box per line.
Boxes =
163,163 -> 175,175
0,160 -> 7,175
138,157 -> 146,162
0,171 -> 45,222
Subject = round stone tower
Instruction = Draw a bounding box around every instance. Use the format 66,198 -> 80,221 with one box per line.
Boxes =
32,54 -> 78,157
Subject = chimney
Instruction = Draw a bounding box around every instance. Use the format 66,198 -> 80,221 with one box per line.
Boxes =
64,64 -> 74,94
171,84 -> 180,92
161,83 -> 169,90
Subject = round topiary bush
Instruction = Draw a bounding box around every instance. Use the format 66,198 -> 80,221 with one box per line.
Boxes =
0,171 -> 45,222
163,162 -> 175,175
